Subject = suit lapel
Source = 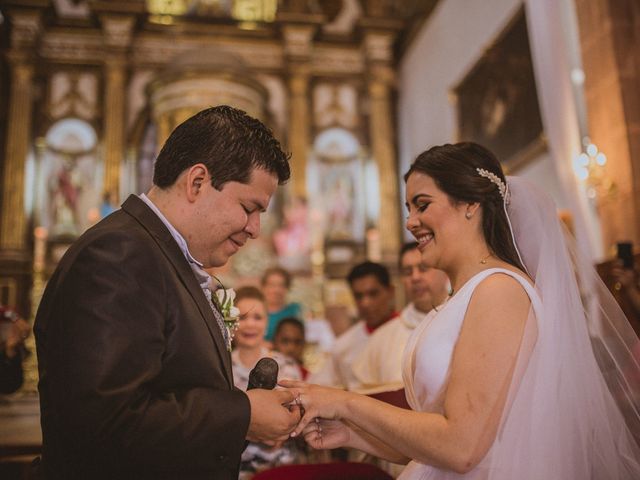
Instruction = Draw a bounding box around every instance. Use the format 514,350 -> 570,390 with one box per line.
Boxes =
121,195 -> 234,387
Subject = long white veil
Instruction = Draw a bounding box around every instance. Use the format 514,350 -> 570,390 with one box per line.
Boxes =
488,177 -> 640,478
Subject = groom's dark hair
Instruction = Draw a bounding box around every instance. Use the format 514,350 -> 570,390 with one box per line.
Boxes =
153,105 -> 290,190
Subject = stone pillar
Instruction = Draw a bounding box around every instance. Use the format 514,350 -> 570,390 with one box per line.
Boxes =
283,24 -> 316,199
100,15 -> 134,200
364,31 -> 402,264
575,0 -> 640,250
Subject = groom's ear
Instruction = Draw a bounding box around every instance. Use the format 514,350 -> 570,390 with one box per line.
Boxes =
185,164 -> 208,202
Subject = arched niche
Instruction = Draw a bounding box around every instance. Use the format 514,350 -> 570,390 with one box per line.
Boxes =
38,118 -> 101,238
147,49 -> 269,149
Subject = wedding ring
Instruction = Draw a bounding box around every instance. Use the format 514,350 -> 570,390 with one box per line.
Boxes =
294,394 -> 301,406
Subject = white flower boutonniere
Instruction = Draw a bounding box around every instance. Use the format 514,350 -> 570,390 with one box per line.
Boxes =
213,287 -> 240,351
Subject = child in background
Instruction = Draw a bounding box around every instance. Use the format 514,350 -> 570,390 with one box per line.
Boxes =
273,317 -> 309,380
231,287 -> 304,478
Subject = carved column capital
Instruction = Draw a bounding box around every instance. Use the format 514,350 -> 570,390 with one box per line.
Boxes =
363,30 -> 396,64
99,14 -> 136,50
282,24 -> 317,60
7,9 -> 43,50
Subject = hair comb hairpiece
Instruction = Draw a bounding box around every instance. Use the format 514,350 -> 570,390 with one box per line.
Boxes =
476,167 -> 510,204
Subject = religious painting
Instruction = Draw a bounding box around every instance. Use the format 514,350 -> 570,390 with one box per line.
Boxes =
454,9 -> 545,170
40,118 -> 101,239
307,128 -> 366,243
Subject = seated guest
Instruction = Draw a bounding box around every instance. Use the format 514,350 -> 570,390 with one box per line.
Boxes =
311,262 -> 397,391
0,306 -> 31,394
353,242 -> 450,393
231,287 -> 303,478
262,267 -> 303,342
273,317 -> 309,380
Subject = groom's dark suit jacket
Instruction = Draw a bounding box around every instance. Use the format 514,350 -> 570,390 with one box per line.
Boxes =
34,195 -> 250,480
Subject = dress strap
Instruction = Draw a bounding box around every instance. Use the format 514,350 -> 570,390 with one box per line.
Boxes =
466,268 -> 541,308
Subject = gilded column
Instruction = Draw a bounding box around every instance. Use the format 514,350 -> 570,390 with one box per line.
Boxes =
365,32 -> 402,263
288,67 -> 311,198
103,58 -> 126,198
283,24 -> 315,199
0,56 -> 34,251
100,14 -> 134,200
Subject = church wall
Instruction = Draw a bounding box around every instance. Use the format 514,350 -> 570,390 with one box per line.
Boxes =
397,0 -> 569,217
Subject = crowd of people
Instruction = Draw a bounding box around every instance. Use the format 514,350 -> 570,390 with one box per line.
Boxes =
2,105 -> 637,479
223,246 -> 451,477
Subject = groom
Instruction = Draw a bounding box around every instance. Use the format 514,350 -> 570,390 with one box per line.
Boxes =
34,106 -> 299,479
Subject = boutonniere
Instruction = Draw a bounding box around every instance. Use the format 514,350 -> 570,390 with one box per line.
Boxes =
212,286 -> 240,351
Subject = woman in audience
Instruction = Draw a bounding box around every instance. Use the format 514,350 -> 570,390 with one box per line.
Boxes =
231,286 -> 303,477
261,267 -> 303,342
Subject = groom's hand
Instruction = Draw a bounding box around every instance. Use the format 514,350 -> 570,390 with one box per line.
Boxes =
246,389 -> 300,445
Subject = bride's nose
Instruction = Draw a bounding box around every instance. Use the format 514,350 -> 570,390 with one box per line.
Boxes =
406,210 -> 420,231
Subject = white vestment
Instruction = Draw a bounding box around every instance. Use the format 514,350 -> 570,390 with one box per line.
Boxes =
309,321 -> 370,391
352,303 -> 430,394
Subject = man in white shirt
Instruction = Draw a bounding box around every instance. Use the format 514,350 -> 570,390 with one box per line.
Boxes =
352,242 -> 450,393
311,262 -> 397,390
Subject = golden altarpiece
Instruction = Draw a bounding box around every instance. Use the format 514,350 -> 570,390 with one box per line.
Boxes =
0,0 -> 436,324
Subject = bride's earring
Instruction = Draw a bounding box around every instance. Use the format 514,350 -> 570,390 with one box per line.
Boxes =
465,211 -> 472,219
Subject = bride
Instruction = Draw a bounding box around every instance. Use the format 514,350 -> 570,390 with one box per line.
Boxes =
282,142 -> 640,479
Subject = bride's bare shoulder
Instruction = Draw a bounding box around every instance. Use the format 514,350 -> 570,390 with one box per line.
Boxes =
468,270 -> 533,323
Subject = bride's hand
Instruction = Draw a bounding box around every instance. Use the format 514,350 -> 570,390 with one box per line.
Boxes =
303,418 -> 351,450
278,379 -> 352,437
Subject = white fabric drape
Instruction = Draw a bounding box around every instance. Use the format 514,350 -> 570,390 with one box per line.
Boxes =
524,0 -> 603,261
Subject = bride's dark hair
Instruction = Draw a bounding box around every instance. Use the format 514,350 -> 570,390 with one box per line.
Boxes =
404,142 -> 526,272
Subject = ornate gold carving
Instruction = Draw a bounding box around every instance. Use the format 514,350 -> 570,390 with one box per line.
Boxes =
364,31 -> 395,63
130,38 -> 284,69
313,83 -> 358,129
312,47 -> 364,74
146,0 -> 189,16
39,32 -> 102,62
368,77 -> 401,261
149,72 -> 268,147
233,0 -> 278,23
49,72 -> 98,120
288,74 -> 310,198
100,14 -> 135,49
282,24 -> 315,58
103,60 -> 126,199
0,61 -> 34,251
9,10 -> 42,49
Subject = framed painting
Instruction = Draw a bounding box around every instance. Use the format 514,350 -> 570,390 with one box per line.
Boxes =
453,8 -> 546,172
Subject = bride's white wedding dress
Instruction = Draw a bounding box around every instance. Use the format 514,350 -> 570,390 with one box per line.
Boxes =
400,268 -> 540,479
398,177 -> 640,479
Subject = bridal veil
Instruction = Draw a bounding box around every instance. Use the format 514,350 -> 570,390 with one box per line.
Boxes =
488,177 -> 640,478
